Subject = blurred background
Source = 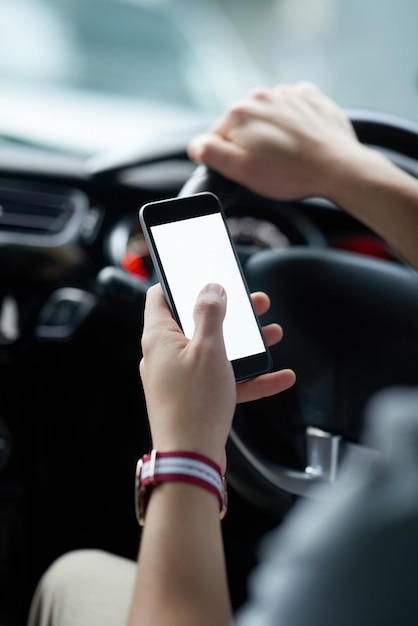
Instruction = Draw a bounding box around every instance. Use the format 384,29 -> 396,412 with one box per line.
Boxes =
0,0 -> 417,153
223,0 -> 418,121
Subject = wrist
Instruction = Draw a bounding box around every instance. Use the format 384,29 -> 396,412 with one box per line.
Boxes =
135,449 -> 228,526
321,143 -> 385,202
151,441 -> 223,468
150,430 -> 226,468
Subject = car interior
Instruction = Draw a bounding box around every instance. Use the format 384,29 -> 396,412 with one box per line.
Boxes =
1,1 -> 418,625
1,105 -> 418,626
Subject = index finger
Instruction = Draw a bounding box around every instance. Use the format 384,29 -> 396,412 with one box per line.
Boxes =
142,284 -> 180,337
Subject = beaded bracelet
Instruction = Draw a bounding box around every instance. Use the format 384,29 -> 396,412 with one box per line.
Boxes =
135,450 -> 228,526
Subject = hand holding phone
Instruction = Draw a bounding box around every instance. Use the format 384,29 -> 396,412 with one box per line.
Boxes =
139,192 -> 272,381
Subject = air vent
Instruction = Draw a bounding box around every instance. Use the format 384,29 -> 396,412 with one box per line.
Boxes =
0,178 -> 89,248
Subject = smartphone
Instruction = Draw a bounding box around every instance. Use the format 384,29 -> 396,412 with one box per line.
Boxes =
139,192 -> 271,381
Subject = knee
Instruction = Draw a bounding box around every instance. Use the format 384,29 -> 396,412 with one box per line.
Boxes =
28,550 -> 132,626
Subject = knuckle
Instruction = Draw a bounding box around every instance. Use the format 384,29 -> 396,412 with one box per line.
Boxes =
194,296 -> 221,318
141,329 -> 157,355
250,86 -> 271,100
226,99 -> 253,124
295,80 -> 319,94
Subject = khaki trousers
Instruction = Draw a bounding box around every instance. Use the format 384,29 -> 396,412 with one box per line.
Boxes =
28,550 -> 137,626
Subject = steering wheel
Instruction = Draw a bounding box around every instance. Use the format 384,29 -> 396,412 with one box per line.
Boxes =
178,110 -> 418,518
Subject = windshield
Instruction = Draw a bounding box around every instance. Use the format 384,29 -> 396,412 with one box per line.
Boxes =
1,0 -> 416,155
252,0 -> 418,124
0,0 -> 262,154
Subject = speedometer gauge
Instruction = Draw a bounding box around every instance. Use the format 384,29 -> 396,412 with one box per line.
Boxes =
226,216 -> 290,249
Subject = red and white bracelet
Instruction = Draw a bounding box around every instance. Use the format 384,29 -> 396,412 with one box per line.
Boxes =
135,450 -> 228,526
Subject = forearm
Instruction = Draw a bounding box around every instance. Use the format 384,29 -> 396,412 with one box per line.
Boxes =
133,285 -> 293,626
324,146 -> 418,269
128,482 -> 232,626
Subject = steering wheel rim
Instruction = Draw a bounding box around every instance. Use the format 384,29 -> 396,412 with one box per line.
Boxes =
178,110 -> 418,517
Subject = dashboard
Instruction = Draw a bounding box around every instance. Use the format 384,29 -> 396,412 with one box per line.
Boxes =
0,135 -> 401,320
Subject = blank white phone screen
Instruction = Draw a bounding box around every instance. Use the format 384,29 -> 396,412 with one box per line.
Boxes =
151,213 -> 265,361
